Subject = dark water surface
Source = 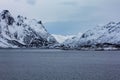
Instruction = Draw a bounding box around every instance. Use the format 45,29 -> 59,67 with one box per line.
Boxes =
0,49 -> 120,80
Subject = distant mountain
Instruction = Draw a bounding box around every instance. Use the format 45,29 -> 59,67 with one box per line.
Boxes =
63,32 -> 83,44
52,34 -> 75,43
61,22 -> 120,50
0,10 -> 57,48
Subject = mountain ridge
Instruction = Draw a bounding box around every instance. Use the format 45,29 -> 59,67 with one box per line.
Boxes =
60,22 -> 120,50
0,10 -> 57,48
0,10 -> 120,50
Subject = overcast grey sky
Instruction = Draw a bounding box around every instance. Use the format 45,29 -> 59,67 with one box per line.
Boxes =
0,0 -> 120,35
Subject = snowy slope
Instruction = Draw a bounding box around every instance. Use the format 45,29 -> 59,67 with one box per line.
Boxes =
64,33 -> 82,44
78,22 -> 120,45
0,10 -> 57,48
52,34 -> 74,43
62,22 -> 120,50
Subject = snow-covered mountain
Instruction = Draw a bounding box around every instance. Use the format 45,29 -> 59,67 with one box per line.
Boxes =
61,22 -> 120,50
0,10 -> 57,48
1,10 -> 120,50
63,32 -> 82,44
52,34 -> 74,43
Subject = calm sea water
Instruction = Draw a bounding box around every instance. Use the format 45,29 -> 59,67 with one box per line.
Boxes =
0,49 -> 120,80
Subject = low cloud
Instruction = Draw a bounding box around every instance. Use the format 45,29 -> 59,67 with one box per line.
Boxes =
60,1 -> 78,6
26,0 -> 36,5
14,0 -> 37,5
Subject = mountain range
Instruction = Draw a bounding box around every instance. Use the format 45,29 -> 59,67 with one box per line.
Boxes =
0,10 -> 120,50
61,22 -> 120,50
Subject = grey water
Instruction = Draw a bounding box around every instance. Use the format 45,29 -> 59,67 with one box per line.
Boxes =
0,49 -> 120,80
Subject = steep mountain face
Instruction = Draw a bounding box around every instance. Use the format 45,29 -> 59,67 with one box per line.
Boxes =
0,10 -> 57,48
62,22 -> 120,50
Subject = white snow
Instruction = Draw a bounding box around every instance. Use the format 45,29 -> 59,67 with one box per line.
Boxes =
0,10 -> 57,48
52,34 -> 75,43
62,22 -> 120,50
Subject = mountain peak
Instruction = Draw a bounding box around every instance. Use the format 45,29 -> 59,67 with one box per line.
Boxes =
1,10 -> 10,19
61,21 -> 120,50
106,21 -> 116,26
108,21 -> 115,24
0,10 -> 57,48
0,10 -> 14,25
